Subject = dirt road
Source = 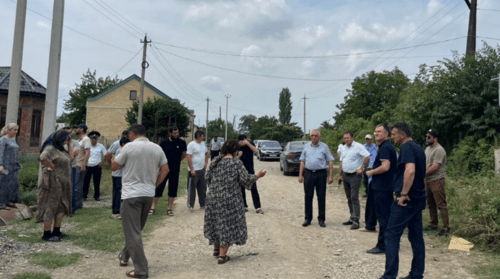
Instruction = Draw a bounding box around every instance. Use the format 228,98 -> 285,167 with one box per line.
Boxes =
53,158 -> 475,279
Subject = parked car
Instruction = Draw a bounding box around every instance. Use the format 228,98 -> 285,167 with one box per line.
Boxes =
280,141 -> 308,175
257,140 -> 282,161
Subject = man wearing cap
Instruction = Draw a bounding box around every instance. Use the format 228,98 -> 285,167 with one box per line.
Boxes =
83,131 -> 107,201
73,124 -> 91,208
363,133 -> 378,232
424,129 -> 449,236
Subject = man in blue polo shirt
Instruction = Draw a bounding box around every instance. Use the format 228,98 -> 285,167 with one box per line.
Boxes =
379,121 -> 426,279
298,130 -> 334,227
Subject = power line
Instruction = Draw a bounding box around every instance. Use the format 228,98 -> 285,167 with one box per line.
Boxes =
111,47 -> 143,77
82,0 -> 141,39
94,0 -> 146,35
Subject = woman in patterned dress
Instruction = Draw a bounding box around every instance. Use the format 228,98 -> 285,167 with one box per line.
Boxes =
204,139 -> 266,264
0,123 -> 20,210
37,129 -> 74,242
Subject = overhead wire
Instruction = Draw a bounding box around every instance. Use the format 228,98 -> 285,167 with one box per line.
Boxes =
111,47 -> 143,77
94,0 -> 146,36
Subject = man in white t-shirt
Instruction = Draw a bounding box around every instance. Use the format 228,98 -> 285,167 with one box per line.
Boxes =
73,123 -> 91,207
186,130 -> 209,212
111,124 -> 169,278
83,131 -> 107,201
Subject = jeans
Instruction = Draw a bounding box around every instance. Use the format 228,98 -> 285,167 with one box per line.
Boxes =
373,190 -> 394,250
83,166 -> 102,199
303,170 -> 327,222
364,182 -> 377,230
241,182 -> 261,209
383,197 -> 426,279
112,176 -> 122,214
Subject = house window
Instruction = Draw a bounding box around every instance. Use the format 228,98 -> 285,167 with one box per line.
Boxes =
30,110 -> 42,147
130,90 -> 137,100
0,107 -> 21,129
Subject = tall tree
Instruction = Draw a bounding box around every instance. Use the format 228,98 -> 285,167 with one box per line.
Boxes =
206,119 -> 238,140
279,87 -> 293,125
238,114 -> 257,134
63,69 -> 121,126
248,115 -> 279,140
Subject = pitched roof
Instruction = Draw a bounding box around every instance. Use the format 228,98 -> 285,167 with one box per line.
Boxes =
87,74 -> 171,102
0,66 -> 46,96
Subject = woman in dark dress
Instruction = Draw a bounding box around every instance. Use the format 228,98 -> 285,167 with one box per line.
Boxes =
204,139 -> 266,264
0,123 -> 20,210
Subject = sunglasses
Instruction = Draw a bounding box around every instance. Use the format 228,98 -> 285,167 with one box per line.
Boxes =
426,136 -> 432,139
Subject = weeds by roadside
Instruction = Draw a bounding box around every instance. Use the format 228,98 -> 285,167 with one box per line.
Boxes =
26,251 -> 83,269
11,272 -> 51,279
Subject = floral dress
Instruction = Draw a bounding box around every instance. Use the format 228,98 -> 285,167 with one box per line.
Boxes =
0,136 -> 20,207
204,157 -> 257,247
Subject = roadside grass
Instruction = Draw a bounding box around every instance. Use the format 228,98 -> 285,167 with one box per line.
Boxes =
26,251 -> 84,269
11,272 -> 51,279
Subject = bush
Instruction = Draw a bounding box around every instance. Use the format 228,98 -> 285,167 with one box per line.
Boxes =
17,156 -> 40,206
447,136 -> 498,178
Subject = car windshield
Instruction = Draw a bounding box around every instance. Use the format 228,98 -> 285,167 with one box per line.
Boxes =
262,142 -> 280,148
289,143 -> 306,151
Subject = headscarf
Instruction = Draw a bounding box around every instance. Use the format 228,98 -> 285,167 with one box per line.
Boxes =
40,129 -> 70,154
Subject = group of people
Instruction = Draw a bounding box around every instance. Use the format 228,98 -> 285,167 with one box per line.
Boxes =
299,122 -> 449,279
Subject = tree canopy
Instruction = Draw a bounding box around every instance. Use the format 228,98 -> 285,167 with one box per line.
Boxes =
279,87 -> 292,125
238,114 -> 257,134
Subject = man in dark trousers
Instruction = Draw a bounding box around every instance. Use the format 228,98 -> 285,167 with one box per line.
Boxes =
298,130 -> 334,227
366,125 -> 397,254
150,126 -> 187,216
379,122 -> 427,279
237,134 -> 264,214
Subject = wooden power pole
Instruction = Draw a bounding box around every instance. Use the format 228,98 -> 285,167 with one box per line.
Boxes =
138,34 -> 151,124
464,0 -> 477,56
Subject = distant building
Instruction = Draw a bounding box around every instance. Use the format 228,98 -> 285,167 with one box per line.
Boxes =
0,67 -> 45,154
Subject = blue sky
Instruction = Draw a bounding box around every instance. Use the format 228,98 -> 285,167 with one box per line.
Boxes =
1,0 -> 499,133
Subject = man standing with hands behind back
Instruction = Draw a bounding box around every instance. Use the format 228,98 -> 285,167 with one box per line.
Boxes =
298,130 -> 334,228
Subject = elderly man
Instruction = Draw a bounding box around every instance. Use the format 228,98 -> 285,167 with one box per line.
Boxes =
366,125 -> 397,254
111,124 -> 169,279
424,129 -> 449,236
338,132 -> 370,230
379,122 -> 426,279
298,130 -> 334,227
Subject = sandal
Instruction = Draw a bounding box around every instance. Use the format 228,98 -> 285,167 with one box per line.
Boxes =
7,202 -> 17,208
148,209 -> 155,216
126,270 -> 148,278
213,248 -> 220,257
118,254 -> 128,267
166,210 -> 174,216
218,255 -> 230,264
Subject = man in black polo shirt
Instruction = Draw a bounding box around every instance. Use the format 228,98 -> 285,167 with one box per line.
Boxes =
238,134 -> 264,214
379,122 -> 427,279
366,124 -> 397,255
150,126 -> 187,216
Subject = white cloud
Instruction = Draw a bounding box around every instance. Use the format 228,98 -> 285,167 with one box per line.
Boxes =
37,21 -> 49,28
290,25 -> 329,48
338,21 -> 415,44
427,0 -> 444,15
239,44 -> 280,71
296,59 -> 326,77
200,76 -> 223,91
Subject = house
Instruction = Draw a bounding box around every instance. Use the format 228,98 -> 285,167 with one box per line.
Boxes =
0,67 -> 45,154
86,74 -> 195,143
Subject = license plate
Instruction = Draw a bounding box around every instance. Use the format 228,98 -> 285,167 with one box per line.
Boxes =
270,155 -> 277,157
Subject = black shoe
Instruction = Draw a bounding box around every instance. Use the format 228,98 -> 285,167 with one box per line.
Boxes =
342,220 -> 353,226
366,247 -> 385,254
363,194 -> 368,198
83,197 -> 87,201
42,235 -> 60,242
350,222 -> 360,230
437,229 -> 450,236
302,220 -> 311,227
319,220 -> 326,228
59,232 -> 69,238
423,225 -> 437,231
399,275 -> 416,279
94,197 -> 101,201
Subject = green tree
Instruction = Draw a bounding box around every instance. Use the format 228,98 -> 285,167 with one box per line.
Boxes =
263,123 -> 302,144
63,69 -> 121,126
125,97 -> 190,139
238,114 -> 257,134
206,119 -> 238,140
248,115 -> 279,140
279,87 -> 293,125
319,120 -> 335,130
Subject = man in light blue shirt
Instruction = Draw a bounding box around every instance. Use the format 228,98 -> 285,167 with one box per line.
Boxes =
298,130 -> 334,228
338,131 -> 370,230
363,134 -> 378,195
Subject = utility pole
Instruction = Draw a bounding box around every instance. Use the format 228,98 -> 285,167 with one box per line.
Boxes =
219,106 -> 221,121
302,94 -> 308,138
233,114 -> 238,130
138,34 -> 151,124
6,0 -> 27,125
225,94 -> 231,140
206,97 -> 209,138
464,0 -> 477,56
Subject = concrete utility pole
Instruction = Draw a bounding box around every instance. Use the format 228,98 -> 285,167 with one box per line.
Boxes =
225,94 -> 231,140
233,114 -> 237,130
219,106 -> 221,121
138,34 -> 151,124
206,97 -> 209,138
6,0 -> 27,125
464,0 -> 477,56
302,94 -> 308,138
42,0 -> 65,142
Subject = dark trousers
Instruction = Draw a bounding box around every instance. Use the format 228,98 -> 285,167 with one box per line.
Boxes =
373,190 -> 394,250
112,176 -> 122,214
71,167 -> 80,213
364,182 -> 377,230
241,182 -> 261,209
425,178 -> 449,230
384,197 -> 426,279
120,197 -> 153,276
73,167 -> 85,211
303,170 -> 327,222
363,164 -> 369,195
211,150 -> 220,160
83,166 -> 102,199
342,173 -> 362,222
187,169 -> 207,208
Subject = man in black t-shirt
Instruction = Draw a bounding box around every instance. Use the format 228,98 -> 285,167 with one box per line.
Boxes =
379,122 -> 426,279
150,126 -> 187,216
238,134 -> 264,214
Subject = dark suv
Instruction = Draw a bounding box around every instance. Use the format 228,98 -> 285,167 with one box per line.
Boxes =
257,140 -> 282,161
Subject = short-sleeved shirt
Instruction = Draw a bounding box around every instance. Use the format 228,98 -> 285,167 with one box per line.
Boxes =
88,143 -> 107,167
108,139 -> 122,177
160,137 -> 187,171
239,141 -> 256,174
364,143 -> 378,168
69,139 -> 80,168
187,141 -> 207,171
114,137 -> 168,200
340,141 -> 371,173
371,140 -> 397,192
299,142 -> 334,170
337,144 -> 344,155
75,135 -> 91,167
425,143 -> 447,182
394,140 -> 426,199
210,139 -> 221,151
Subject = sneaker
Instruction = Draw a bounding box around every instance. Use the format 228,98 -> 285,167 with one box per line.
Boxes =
423,226 -> 438,231
112,214 -> 121,220
255,208 -> 264,214
366,247 -> 385,254
342,220 -> 353,226
42,235 -> 60,242
58,232 -> 69,238
94,197 -> 101,201
350,222 -> 360,230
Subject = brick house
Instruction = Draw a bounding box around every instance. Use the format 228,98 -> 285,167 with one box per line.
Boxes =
0,67 -> 44,154
86,74 -> 195,143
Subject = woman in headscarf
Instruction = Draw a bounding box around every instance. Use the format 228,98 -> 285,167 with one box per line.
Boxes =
0,123 -> 20,210
204,139 -> 266,264
37,129 -> 74,242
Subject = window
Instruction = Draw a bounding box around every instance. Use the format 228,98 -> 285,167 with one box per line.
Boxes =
130,90 -> 137,100
30,110 -> 42,147
0,107 -> 21,129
